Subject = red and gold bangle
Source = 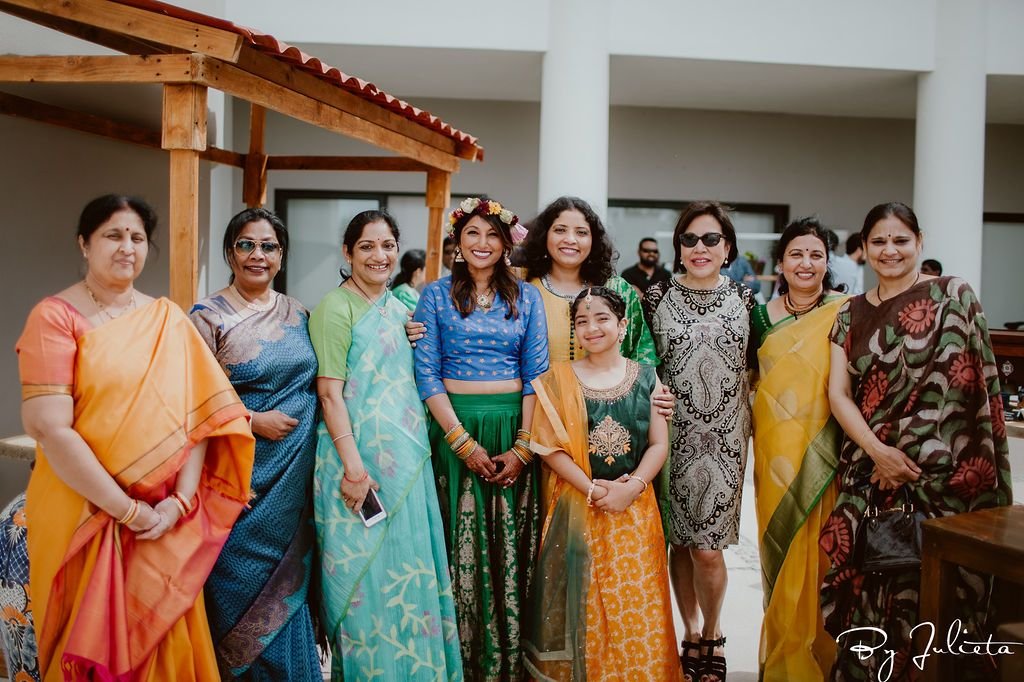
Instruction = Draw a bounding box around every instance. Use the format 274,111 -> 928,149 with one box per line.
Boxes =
171,491 -> 194,516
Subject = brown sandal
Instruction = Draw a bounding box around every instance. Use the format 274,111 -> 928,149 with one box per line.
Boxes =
699,635 -> 726,682
680,639 -> 702,682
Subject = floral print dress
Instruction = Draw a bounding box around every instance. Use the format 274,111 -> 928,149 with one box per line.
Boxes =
819,276 -> 1012,682
1,492 -> 39,682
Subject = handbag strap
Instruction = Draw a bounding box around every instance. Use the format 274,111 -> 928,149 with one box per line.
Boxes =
866,484 -> 915,516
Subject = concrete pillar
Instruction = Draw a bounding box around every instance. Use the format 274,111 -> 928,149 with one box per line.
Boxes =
537,0 -> 610,217
913,0 -> 988,290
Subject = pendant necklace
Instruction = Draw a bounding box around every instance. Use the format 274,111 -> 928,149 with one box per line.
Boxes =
349,278 -> 389,317
476,289 -> 495,311
84,280 -> 136,321
230,284 -> 275,312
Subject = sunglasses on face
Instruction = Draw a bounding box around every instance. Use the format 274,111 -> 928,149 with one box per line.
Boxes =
679,232 -> 724,248
234,239 -> 282,256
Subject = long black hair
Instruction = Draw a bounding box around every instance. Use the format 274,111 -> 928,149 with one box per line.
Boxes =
522,196 -> 617,284
449,206 -> 521,319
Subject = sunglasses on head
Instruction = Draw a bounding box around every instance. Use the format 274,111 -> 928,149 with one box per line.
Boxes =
234,239 -> 282,256
679,232 -> 724,248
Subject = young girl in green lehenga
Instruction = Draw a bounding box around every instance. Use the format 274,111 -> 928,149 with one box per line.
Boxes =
526,287 -> 682,681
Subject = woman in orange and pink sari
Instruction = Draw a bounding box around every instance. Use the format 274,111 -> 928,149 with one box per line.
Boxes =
16,195 -> 255,681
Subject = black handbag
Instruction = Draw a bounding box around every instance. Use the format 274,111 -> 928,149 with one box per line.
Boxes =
859,485 -> 927,573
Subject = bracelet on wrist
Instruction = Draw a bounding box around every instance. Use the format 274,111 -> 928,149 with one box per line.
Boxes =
343,468 -> 368,484
627,473 -> 648,492
444,422 -> 464,440
332,432 -> 354,445
586,480 -> 596,507
454,437 -> 477,460
171,491 -> 195,516
118,498 -> 140,525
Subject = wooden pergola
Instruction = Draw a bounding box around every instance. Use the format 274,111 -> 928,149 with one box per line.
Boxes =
0,0 -> 482,308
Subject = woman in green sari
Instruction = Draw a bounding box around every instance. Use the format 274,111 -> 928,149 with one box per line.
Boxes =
310,210 -> 462,681
751,218 -> 846,682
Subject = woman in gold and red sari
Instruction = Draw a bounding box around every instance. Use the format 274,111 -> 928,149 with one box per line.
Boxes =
17,195 -> 255,681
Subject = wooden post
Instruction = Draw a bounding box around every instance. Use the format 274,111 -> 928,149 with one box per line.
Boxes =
162,83 -> 207,310
425,169 -> 451,281
243,103 -> 267,207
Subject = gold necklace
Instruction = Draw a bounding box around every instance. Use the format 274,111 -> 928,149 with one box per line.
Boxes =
783,289 -> 824,317
476,288 -> 495,311
84,280 -> 136,321
348,278 -> 388,317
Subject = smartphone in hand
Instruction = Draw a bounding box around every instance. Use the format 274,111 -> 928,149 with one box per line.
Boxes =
358,488 -> 387,528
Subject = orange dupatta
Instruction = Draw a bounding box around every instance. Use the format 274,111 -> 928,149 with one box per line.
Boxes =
22,298 -> 254,681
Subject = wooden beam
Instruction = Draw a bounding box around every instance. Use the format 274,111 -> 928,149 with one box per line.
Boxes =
235,47 -> 462,158
0,54 -> 197,83
265,155 -> 432,172
0,0 -> 243,62
0,0 -> 173,55
162,83 -> 206,309
168,149 -> 200,309
195,56 -> 461,173
243,103 -> 267,207
0,91 -> 242,165
161,83 -> 207,151
425,170 -> 451,281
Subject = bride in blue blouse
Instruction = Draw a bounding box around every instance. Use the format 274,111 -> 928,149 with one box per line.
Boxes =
413,197 -> 548,681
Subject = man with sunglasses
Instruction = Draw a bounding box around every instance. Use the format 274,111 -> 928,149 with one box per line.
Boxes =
621,237 -> 671,297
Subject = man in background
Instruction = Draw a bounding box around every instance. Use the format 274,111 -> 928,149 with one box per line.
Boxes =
621,237 -> 671,296
921,259 -> 943,276
441,236 -> 456,278
831,233 -> 865,295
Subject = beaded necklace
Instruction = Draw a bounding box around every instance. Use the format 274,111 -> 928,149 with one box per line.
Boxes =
541,274 -> 586,360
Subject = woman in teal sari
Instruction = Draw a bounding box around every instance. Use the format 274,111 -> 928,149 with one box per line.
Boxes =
190,207 -> 321,680
310,210 -> 462,681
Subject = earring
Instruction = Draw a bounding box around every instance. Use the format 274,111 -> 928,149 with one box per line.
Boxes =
617,329 -> 626,343
724,257 -> 729,266
504,249 -> 512,266
454,247 -> 465,263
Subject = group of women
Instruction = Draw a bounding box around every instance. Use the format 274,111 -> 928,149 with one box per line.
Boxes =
0,191 -> 1011,682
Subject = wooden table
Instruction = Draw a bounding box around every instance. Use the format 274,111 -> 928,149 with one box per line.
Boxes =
919,505 -> 1024,681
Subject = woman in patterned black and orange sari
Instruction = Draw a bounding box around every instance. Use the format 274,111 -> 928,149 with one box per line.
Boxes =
822,201 -> 1012,682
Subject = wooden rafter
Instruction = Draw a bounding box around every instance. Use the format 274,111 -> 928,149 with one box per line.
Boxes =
265,156 -> 433,172
0,0 -> 243,61
0,54 -> 198,83
195,57 -> 461,172
235,47 -> 462,159
0,90 -> 243,165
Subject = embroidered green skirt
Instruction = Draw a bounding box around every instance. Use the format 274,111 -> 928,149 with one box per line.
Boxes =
428,391 -> 541,682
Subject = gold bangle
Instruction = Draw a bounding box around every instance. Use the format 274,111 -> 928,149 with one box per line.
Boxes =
455,438 -> 477,460
331,432 -> 354,444
444,422 -> 464,439
445,424 -> 467,445
586,480 -> 596,507
118,498 -> 139,525
511,443 -> 532,464
450,432 -> 472,453
169,495 -> 188,518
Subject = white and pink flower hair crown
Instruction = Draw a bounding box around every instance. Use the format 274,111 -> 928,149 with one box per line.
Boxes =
447,197 -> 529,244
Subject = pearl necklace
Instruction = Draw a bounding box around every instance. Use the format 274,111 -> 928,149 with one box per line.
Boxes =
84,281 -> 136,321
230,284 -> 276,312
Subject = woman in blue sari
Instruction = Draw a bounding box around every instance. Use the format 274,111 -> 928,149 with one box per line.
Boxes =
309,209 -> 461,681
190,207 -> 321,680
